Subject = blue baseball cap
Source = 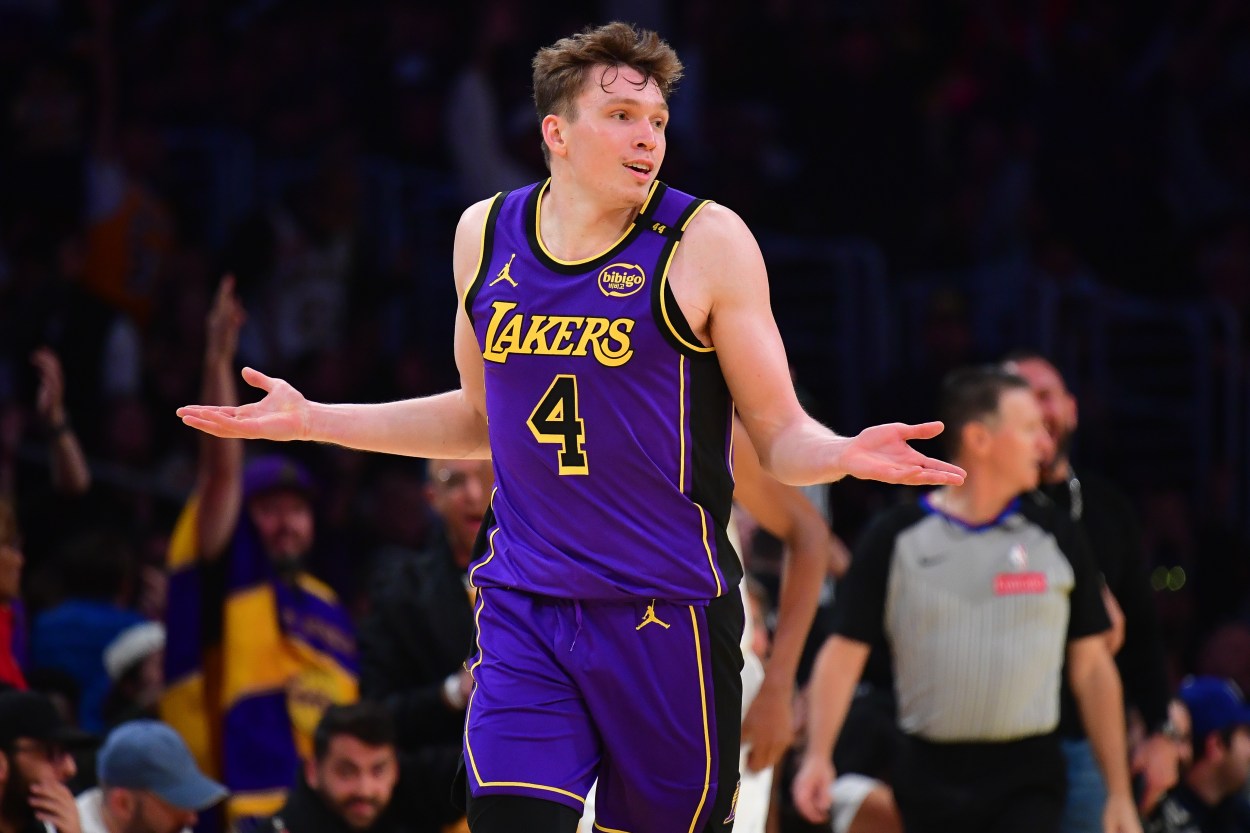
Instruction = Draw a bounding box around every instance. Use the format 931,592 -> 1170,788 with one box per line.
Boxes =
1179,676 -> 1250,742
97,721 -> 227,811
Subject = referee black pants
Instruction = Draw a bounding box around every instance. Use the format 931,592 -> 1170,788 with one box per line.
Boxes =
892,732 -> 1065,833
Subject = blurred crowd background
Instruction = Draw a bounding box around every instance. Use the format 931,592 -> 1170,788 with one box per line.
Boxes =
3,0 -> 1250,823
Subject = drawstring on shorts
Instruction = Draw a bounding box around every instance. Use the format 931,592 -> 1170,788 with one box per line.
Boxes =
570,599 -> 583,651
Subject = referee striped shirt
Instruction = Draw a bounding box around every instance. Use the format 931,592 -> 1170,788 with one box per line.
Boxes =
835,493 -> 1108,743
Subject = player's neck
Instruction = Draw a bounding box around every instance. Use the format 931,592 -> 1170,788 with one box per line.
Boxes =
930,477 -> 1020,526
539,175 -> 641,261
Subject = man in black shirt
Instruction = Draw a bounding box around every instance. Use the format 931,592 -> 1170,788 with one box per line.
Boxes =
1006,351 -> 1178,829
0,691 -> 94,833
267,702 -> 462,833
356,459 -> 491,827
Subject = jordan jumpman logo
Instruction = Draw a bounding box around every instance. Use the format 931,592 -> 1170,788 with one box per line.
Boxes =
636,600 -> 670,631
489,253 -> 518,287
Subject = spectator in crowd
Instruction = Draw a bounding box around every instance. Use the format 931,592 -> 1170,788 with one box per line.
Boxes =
792,365 -> 1138,833
29,530 -> 147,733
0,689 -> 94,833
357,458 -> 491,827
98,622 -> 164,729
161,277 -> 356,829
1005,350 -> 1180,824
1139,695 -> 1197,818
266,702 -> 462,833
0,501 -> 26,691
1144,676 -> 1250,833
75,719 -> 227,833
27,348 -> 91,499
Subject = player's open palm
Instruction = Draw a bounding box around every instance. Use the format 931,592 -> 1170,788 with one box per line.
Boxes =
178,367 -> 310,441
840,421 -> 966,486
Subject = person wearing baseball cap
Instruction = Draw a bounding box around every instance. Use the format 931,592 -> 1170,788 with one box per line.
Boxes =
75,720 -> 226,833
159,279 -> 356,829
0,690 -> 96,833
1143,676 -> 1250,832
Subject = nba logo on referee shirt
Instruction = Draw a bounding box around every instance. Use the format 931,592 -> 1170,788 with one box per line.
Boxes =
1008,543 -> 1028,570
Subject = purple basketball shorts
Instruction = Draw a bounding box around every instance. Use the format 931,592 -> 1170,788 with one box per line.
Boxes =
463,588 -> 745,832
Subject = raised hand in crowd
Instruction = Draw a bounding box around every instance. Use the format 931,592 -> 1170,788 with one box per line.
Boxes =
30,347 -> 91,497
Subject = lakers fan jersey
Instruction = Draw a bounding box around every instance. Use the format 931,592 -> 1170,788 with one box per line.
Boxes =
463,180 -> 742,601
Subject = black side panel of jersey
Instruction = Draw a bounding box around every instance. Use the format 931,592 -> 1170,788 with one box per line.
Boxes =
688,357 -> 741,593
463,192 -> 507,328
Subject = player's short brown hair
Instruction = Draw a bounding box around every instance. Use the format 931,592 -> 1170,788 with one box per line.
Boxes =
532,22 -> 683,163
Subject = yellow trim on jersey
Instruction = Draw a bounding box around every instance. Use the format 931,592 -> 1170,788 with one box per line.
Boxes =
467,516 -> 500,589
698,506 -> 722,597
462,589 -> 586,806
687,605 -> 713,833
534,180 -> 661,266
462,192 -> 505,310
678,354 -> 686,493
594,822 -> 633,833
659,200 -> 714,353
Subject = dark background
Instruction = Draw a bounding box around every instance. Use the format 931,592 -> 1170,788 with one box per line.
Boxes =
3,0 -> 1250,685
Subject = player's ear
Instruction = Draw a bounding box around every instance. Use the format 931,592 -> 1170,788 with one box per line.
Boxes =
542,114 -> 568,159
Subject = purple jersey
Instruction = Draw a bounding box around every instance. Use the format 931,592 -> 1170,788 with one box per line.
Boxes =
464,180 -> 741,601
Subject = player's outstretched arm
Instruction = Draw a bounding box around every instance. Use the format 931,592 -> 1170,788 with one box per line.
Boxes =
177,200 -> 495,461
685,205 -> 965,488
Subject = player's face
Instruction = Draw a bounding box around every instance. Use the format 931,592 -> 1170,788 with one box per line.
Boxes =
562,64 -> 667,203
986,388 -> 1052,494
1011,358 -> 1077,472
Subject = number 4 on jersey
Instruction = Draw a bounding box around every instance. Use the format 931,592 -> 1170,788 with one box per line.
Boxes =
527,374 -> 588,475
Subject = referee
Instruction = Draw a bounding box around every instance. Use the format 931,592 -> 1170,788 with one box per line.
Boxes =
791,366 -> 1140,833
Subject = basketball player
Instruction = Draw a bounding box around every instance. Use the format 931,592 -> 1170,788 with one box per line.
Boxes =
178,22 -> 964,833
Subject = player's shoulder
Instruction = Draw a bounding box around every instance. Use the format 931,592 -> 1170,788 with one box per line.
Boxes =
681,200 -> 753,245
456,194 -> 501,230
672,200 -> 765,286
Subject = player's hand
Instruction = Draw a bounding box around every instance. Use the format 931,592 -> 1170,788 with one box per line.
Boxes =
1103,792 -> 1143,833
178,367 -> 310,441
29,780 -> 82,833
838,421 -> 965,486
742,680 -> 794,772
791,751 -> 836,824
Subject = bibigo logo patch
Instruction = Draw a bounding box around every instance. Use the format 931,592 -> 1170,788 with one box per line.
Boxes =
598,262 -> 646,297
